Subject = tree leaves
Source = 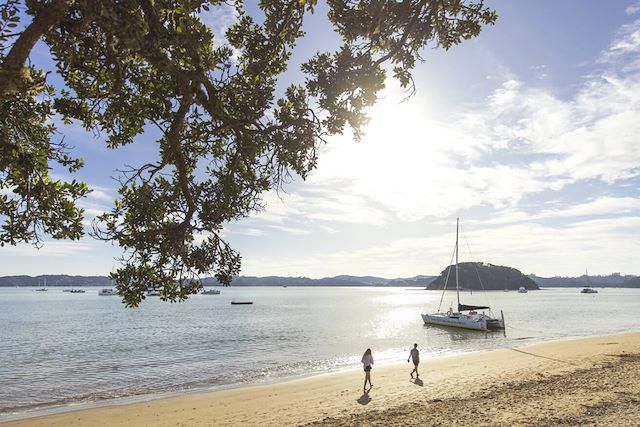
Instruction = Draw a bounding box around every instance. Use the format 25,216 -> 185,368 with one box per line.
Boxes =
1,0 -> 496,307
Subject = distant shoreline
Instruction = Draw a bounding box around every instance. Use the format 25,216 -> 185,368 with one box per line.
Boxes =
1,273 -> 639,288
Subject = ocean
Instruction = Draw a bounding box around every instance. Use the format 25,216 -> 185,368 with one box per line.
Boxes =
1,286 -> 638,420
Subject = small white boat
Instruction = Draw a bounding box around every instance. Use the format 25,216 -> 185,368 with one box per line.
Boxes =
580,268 -> 598,294
99,288 -> 117,296
518,286 -> 528,293
201,288 -> 220,295
421,218 -> 505,332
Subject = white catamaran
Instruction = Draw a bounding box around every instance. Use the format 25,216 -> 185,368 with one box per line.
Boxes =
421,218 -> 505,332
580,269 -> 598,294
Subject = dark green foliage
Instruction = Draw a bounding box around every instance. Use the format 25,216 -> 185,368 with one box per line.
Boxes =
1,1 -> 496,307
427,262 -> 540,291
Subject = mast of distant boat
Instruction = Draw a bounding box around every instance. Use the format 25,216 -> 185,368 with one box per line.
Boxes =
585,268 -> 590,286
455,217 -> 460,311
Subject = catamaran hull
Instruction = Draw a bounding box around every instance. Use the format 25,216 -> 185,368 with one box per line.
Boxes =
422,313 -> 505,332
485,319 -> 505,330
421,314 -> 488,331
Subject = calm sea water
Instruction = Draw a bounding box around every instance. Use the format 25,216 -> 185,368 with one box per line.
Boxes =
1,286 -> 638,419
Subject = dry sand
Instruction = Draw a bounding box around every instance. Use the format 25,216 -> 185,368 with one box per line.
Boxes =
3,332 -> 639,427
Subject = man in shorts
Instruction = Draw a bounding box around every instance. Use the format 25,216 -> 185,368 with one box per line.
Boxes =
407,343 -> 420,379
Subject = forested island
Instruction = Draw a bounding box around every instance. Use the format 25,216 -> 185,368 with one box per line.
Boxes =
426,262 -> 539,291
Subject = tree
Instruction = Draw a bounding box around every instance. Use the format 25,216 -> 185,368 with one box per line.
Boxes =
0,0 -> 496,307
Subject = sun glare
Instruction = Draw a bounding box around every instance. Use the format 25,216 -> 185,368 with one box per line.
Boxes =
311,93 -> 476,221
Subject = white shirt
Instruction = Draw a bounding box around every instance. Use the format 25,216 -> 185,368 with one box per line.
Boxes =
361,354 -> 374,368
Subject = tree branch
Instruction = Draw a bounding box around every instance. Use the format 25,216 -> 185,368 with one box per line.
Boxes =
0,0 -> 72,96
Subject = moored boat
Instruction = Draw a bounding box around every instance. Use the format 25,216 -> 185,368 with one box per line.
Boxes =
580,269 -> 598,294
99,288 -> 117,296
35,278 -> 48,291
421,218 -> 505,332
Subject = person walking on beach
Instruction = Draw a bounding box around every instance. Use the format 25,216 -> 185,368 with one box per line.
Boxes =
361,348 -> 374,391
408,343 -> 420,379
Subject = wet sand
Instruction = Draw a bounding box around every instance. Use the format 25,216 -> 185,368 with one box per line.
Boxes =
3,332 -> 639,426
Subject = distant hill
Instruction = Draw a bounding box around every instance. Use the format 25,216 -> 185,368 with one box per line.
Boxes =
2,271 -> 639,288
202,275 -> 437,287
529,273 -> 640,288
426,262 -> 539,291
0,274 -> 436,287
0,275 -> 113,287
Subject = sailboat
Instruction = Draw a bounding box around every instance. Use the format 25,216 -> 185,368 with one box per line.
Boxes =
421,218 -> 505,332
580,269 -> 598,294
35,278 -> 48,291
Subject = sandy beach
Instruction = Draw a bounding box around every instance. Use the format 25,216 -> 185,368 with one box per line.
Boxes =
3,332 -> 639,427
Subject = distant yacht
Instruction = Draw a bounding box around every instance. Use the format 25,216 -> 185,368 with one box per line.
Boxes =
581,269 -> 598,294
98,288 -> 117,296
421,218 -> 505,332
35,278 -> 48,291
518,286 -> 528,293
69,289 -> 85,293
201,288 -> 220,295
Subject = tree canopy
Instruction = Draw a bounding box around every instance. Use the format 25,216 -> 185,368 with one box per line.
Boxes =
0,0 -> 496,306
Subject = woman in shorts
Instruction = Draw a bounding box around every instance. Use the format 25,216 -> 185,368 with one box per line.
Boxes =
361,348 -> 374,392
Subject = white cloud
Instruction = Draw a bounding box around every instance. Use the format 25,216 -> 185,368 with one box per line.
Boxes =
255,189 -> 390,226
268,225 -> 310,236
241,216 -> 640,278
626,2 -> 640,16
319,225 -> 339,234
250,15 -> 640,230
220,227 -> 265,238
599,18 -> 640,65
199,3 -> 238,43
1,241 -> 96,257
485,197 -> 640,225
198,3 -> 241,60
87,186 -> 115,203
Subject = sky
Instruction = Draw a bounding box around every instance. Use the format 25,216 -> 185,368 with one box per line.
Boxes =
2,0 -> 640,279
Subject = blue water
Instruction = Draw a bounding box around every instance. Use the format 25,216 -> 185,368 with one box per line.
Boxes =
0,286 -> 638,419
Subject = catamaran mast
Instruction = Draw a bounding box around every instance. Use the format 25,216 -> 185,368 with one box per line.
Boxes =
455,217 -> 460,310
585,268 -> 590,286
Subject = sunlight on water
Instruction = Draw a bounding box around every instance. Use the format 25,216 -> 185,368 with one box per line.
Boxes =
0,286 -> 638,418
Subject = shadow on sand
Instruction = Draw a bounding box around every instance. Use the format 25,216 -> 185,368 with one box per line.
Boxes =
357,390 -> 371,405
413,377 -> 424,387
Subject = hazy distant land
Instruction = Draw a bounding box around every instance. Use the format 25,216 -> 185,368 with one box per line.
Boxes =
1,266 -> 639,288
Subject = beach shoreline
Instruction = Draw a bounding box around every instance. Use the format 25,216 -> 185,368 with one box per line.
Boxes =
2,331 -> 639,426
